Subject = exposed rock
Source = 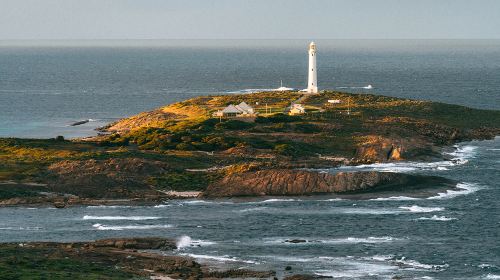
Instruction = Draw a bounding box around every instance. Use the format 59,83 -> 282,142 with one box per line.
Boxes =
285,239 -> 308,244
355,135 -> 438,162
47,158 -> 170,198
204,170 -> 455,197
2,237 -> 274,279
52,201 -> 67,208
204,269 -> 275,278
284,275 -> 332,280
92,237 -> 176,250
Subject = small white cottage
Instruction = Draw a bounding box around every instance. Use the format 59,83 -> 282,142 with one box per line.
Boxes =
289,104 -> 306,115
214,102 -> 256,118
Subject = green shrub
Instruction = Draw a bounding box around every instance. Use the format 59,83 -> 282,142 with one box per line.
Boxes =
294,123 -> 321,133
274,143 -> 296,155
215,120 -> 254,130
255,113 -> 301,123
175,143 -> 193,150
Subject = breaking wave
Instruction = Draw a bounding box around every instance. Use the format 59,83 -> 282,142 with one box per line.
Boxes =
329,144 -> 477,174
180,200 -> 234,205
258,198 -> 299,203
227,87 -> 296,94
427,183 -> 481,200
92,223 -> 173,231
399,205 -> 444,213
0,226 -> 42,231
393,257 -> 449,270
236,207 -> 270,213
83,215 -> 161,220
86,205 -> 132,209
370,196 -> 421,201
153,204 -> 172,208
176,235 -> 216,249
417,215 -> 457,221
337,84 -> 374,90
264,236 -> 401,245
181,253 -> 258,264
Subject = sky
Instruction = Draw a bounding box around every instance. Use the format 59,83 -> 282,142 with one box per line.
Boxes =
0,0 -> 499,40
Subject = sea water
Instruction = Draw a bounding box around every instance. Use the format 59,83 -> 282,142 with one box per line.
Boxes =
0,40 -> 499,279
0,39 -> 499,138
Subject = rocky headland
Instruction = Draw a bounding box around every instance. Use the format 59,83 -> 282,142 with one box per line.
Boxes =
1,90 -> 499,205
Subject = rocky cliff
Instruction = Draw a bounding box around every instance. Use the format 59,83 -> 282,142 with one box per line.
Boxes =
204,169 -> 455,197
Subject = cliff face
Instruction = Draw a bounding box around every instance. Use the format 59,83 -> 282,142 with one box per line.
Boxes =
203,169 -> 454,197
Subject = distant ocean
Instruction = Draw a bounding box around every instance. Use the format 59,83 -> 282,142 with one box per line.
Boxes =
0,39 -> 499,138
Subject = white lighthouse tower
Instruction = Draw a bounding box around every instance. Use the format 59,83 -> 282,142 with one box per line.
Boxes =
307,41 -> 318,94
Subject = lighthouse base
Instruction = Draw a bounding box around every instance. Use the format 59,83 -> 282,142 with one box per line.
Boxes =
306,86 -> 319,94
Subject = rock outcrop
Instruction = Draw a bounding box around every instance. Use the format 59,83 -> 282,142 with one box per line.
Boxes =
204,170 -> 455,197
47,158 -> 170,198
1,237 -> 275,279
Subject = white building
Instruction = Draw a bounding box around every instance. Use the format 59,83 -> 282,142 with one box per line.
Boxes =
328,99 -> 342,104
289,104 -> 306,115
307,41 -> 318,94
214,102 -> 256,117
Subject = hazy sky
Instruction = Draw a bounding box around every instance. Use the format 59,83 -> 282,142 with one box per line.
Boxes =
1,0 -> 499,40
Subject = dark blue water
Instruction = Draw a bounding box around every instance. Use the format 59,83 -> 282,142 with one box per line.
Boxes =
0,139 -> 499,279
1,40 -> 499,138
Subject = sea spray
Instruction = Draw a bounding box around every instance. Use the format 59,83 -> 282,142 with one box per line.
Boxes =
176,235 -> 216,249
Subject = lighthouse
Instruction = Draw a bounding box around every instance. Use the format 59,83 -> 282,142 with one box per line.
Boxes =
307,41 -> 318,94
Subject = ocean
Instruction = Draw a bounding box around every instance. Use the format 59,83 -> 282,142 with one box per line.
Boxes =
0,40 -> 499,279
1,39 -> 499,138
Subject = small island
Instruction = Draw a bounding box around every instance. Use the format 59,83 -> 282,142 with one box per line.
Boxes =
1,90 -> 499,206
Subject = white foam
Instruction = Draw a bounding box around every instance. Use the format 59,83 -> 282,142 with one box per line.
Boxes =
264,236 -> 401,245
258,198 -> 299,203
393,257 -> 448,270
182,253 -> 257,264
321,198 -> 345,201
337,84 -> 374,90
336,207 -> 402,215
236,207 -> 270,213
83,215 -> 161,221
478,264 -> 497,269
444,145 -> 477,162
0,226 -> 42,231
153,204 -> 171,208
329,144 -> 478,174
176,236 -> 216,249
370,196 -> 421,201
227,88 -> 295,94
485,274 -> 500,279
427,183 -> 481,200
86,205 -> 132,209
417,215 -> 457,221
181,200 -> 233,205
399,205 -> 444,213
92,223 -> 173,231
314,261 -> 395,278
